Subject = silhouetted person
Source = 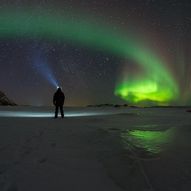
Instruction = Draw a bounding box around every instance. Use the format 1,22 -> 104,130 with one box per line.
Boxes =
53,87 -> 65,118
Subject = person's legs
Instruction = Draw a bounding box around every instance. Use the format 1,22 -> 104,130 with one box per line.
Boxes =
55,105 -> 58,118
60,105 -> 64,118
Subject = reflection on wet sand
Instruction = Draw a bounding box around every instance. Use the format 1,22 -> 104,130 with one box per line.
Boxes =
121,127 -> 174,156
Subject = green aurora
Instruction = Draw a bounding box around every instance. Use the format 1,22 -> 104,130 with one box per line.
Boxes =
0,9 -> 179,104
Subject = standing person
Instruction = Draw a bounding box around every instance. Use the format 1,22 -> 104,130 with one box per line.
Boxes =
53,87 -> 65,118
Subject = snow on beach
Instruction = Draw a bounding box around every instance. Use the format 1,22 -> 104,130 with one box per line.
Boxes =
0,106 -> 191,191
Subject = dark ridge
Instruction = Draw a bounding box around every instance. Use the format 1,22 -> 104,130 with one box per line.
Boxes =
87,103 -> 139,108
0,91 -> 16,106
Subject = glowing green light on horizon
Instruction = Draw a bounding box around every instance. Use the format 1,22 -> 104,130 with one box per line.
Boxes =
115,79 -> 175,103
0,8 -> 179,104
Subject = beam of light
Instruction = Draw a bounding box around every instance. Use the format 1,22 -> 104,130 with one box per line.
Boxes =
0,110 -> 121,118
0,9 -> 179,104
32,49 -> 59,88
121,129 -> 174,154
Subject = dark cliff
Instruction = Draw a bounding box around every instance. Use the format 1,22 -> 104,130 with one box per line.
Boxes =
0,91 -> 16,106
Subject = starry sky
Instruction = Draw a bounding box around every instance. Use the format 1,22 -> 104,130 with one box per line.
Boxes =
0,0 -> 191,106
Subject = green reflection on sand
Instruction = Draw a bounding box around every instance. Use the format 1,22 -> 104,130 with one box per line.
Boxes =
121,129 -> 173,154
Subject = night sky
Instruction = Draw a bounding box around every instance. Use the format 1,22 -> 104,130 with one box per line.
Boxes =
0,0 -> 191,106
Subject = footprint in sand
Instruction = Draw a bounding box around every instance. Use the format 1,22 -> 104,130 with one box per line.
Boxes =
39,158 -> 47,164
0,178 -> 18,191
51,143 -> 56,147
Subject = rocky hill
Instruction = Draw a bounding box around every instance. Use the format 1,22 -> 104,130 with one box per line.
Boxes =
0,91 -> 16,106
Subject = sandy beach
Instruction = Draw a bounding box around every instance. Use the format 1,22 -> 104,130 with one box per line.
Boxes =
0,106 -> 191,191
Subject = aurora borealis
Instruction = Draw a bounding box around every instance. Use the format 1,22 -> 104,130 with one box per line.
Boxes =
0,1 -> 191,106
